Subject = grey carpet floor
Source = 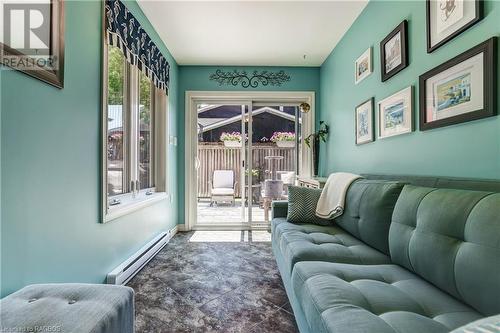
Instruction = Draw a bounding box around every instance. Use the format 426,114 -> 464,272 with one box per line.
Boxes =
127,231 -> 299,333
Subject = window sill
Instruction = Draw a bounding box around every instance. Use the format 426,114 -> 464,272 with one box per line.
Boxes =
104,192 -> 168,223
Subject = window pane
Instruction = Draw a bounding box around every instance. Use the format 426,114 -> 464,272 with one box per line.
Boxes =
139,72 -> 153,189
107,46 -> 126,197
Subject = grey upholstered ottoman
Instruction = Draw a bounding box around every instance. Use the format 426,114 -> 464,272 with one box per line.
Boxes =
0,284 -> 134,333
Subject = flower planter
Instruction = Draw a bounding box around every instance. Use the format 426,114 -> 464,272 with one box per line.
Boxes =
276,141 -> 295,148
223,141 -> 242,148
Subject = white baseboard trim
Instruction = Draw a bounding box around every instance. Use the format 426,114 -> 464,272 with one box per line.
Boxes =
107,225 -> 178,285
177,224 -> 188,232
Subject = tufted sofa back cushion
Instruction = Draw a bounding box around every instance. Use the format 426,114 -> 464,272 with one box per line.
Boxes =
334,179 -> 405,255
390,185 -> 500,315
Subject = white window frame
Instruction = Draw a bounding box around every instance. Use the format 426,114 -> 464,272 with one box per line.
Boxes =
101,44 -> 169,223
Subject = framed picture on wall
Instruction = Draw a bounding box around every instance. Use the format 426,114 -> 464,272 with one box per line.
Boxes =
378,86 -> 414,139
380,20 -> 408,82
426,0 -> 483,53
355,98 -> 375,145
0,0 -> 65,88
419,37 -> 496,131
355,47 -> 372,84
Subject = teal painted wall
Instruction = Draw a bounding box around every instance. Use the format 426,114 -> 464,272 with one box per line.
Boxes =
0,1 -> 179,296
177,66 -> 320,224
319,0 -> 500,179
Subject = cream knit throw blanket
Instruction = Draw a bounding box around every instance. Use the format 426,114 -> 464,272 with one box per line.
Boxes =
315,172 -> 362,219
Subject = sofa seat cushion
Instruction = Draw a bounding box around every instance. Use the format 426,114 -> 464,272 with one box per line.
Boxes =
0,283 -> 135,333
271,217 -> 288,234
273,219 -> 390,274
291,262 -> 482,333
272,217 -> 340,240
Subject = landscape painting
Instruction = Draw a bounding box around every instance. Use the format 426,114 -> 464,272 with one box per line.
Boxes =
384,100 -> 405,129
378,86 -> 413,139
355,48 -> 372,84
358,59 -> 369,77
420,38 -> 495,131
436,72 -> 471,112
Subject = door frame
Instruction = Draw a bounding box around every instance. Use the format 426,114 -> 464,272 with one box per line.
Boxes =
185,91 -> 315,231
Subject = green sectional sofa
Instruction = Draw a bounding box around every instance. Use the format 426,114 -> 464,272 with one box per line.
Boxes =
272,176 -> 500,333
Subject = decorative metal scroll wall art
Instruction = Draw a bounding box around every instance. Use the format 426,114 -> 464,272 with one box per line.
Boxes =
209,69 -> 291,88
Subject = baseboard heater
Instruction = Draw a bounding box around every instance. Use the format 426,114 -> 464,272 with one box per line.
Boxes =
107,228 -> 176,285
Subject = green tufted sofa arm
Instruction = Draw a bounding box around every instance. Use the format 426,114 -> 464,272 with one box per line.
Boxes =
272,200 -> 288,219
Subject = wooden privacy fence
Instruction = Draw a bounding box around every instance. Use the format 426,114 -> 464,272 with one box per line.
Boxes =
197,143 -> 296,198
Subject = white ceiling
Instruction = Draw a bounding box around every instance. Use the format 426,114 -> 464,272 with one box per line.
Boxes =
137,1 -> 368,66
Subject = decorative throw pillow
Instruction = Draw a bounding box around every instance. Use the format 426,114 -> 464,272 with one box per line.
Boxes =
287,186 -> 332,225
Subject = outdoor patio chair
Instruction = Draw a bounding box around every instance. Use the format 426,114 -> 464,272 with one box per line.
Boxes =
278,171 -> 296,195
210,170 -> 237,206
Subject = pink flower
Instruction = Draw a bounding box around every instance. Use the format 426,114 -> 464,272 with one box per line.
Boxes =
270,131 -> 295,142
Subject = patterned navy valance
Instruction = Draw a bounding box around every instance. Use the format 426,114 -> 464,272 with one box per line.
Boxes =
105,0 -> 169,93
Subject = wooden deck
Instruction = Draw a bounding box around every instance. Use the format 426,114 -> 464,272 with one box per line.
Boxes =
197,199 -> 266,225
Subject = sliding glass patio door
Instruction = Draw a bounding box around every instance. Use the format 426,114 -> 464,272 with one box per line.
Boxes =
196,102 -> 249,226
244,103 -> 301,228
193,98 -> 307,229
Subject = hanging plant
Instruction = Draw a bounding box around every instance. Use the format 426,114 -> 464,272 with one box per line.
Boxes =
304,121 -> 329,176
270,132 -> 295,142
220,132 -> 244,147
220,132 -> 242,142
271,131 -> 296,148
304,121 -> 329,147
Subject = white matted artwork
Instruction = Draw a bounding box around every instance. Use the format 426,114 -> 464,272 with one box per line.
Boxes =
436,0 -> 464,33
427,0 -> 482,52
425,52 -> 483,122
378,86 -> 413,139
380,21 -> 408,82
419,38 -> 496,131
355,47 -> 372,84
355,98 -> 374,145
384,33 -> 402,73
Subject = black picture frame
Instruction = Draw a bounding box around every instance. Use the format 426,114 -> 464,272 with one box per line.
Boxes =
355,98 -> 375,145
426,0 -> 483,54
419,37 -> 496,131
380,20 -> 409,82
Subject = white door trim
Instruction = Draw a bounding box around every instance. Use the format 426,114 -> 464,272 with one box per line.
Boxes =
185,91 -> 315,231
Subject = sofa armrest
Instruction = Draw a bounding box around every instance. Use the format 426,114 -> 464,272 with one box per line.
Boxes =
272,200 -> 288,219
